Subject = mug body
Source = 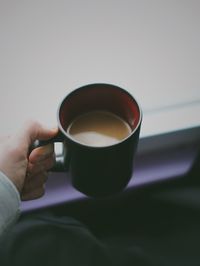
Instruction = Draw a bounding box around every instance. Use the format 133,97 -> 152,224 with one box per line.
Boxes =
57,83 -> 142,197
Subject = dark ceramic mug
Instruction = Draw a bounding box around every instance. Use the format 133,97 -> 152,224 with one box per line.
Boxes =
37,83 -> 142,197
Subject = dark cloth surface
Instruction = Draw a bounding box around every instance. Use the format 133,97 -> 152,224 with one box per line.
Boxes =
0,155 -> 200,266
0,213 -> 156,266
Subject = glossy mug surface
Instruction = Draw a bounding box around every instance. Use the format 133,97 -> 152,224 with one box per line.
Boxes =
49,83 -> 142,197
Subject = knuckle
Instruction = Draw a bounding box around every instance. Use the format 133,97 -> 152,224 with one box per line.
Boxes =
21,186 -> 45,201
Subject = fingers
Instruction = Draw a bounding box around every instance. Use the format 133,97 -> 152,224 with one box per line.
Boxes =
29,143 -> 54,164
27,155 -> 55,176
21,144 -> 56,201
21,172 -> 47,201
17,120 -> 58,200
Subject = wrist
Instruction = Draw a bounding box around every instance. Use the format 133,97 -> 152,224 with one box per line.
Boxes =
0,171 -> 21,236
0,170 -> 21,200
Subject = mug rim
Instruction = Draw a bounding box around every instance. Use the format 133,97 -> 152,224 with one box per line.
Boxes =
57,83 -> 143,149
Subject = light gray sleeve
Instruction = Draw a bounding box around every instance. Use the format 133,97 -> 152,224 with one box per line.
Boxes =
0,171 -> 20,238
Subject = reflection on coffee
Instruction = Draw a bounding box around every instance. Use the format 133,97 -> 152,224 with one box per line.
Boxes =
67,110 -> 132,147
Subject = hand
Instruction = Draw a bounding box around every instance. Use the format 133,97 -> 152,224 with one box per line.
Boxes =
0,121 -> 58,200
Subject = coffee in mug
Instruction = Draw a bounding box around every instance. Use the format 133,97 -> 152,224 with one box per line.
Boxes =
67,110 -> 132,147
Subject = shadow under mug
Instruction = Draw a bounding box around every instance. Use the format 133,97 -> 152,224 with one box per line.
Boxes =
37,83 -> 142,197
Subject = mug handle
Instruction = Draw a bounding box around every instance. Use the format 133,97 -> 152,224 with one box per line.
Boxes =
31,131 -> 68,172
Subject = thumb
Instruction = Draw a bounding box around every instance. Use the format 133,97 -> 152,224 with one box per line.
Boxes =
21,121 -> 58,148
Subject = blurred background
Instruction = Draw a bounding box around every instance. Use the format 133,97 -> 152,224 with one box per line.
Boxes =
0,0 -> 200,137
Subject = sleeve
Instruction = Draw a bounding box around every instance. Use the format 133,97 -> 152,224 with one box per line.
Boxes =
0,171 -> 20,238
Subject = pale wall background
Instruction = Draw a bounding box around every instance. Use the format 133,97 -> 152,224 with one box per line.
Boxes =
0,0 -> 200,136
